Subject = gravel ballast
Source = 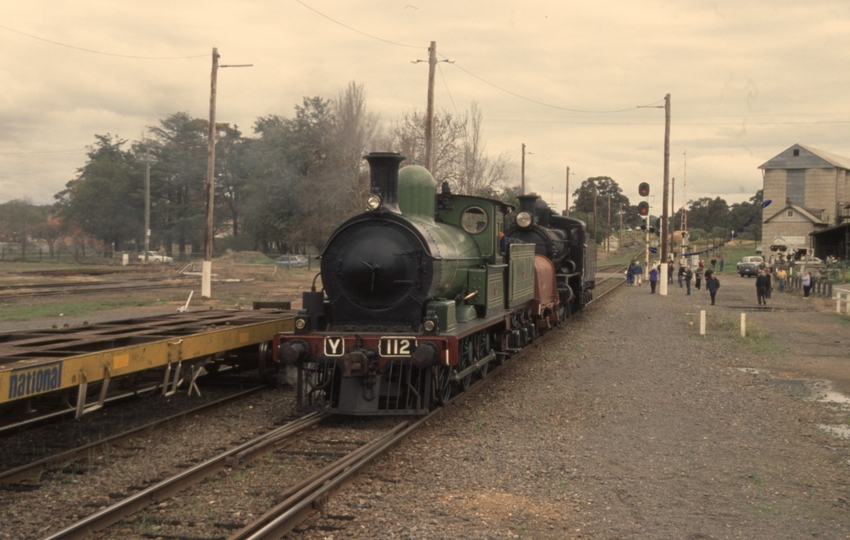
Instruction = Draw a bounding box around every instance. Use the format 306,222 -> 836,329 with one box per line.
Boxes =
297,276 -> 850,539
2,274 -> 849,539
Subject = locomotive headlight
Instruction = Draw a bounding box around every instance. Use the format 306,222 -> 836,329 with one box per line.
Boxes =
295,318 -> 306,330
516,211 -> 532,228
366,194 -> 382,211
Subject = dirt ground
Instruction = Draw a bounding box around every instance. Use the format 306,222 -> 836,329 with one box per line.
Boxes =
2,262 -> 849,539
0,263 -> 318,332
293,273 -> 850,539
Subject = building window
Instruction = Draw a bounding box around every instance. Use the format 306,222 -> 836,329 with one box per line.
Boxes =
793,149 -> 800,157
787,210 -> 794,217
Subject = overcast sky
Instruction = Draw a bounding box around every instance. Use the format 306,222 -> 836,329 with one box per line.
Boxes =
3,0 -> 849,213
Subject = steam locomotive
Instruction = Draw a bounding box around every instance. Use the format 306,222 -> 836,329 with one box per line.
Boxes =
273,152 -> 595,415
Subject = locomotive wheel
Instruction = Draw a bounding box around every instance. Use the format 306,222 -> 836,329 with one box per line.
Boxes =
257,341 -> 280,386
457,337 -> 473,391
432,365 -> 451,406
475,330 -> 491,378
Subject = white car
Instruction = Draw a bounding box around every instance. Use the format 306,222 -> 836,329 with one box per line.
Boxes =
138,251 -> 173,263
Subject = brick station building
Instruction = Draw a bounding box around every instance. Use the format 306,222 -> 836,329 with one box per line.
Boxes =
759,144 -> 850,258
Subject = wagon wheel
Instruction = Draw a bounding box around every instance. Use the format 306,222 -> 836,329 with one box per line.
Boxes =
475,330 -> 491,378
524,309 -> 537,344
432,365 -> 451,407
456,337 -> 473,391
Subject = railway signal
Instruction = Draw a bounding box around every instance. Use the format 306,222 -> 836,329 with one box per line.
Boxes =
638,182 -> 650,197
637,201 -> 649,216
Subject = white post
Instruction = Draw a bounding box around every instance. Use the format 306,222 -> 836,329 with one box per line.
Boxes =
202,261 -> 212,298
659,262 -> 668,296
700,310 -> 706,335
740,313 -> 746,337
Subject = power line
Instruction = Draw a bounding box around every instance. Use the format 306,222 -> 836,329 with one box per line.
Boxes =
296,0 -> 420,49
0,23 -> 207,59
294,0 -> 657,114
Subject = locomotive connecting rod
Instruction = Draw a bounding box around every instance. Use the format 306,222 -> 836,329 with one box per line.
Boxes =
451,351 -> 497,382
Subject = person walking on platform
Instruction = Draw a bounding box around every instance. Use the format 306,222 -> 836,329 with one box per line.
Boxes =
678,265 -> 686,288
695,261 -> 704,290
685,266 -> 693,295
706,270 -> 720,305
649,265 -> 659,293
668,261 -> 674,285
633,262 -> 643,286
626,261 -> 635,286
756,270 -> 769,306
802,269 -> 813,299
776,267 -> 787,293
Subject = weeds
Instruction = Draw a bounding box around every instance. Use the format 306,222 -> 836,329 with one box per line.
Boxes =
474,410 -> 485,432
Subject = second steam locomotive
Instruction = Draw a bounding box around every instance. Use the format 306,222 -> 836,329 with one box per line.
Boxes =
274,152 -> 595,415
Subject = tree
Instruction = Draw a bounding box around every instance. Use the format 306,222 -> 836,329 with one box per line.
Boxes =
0,199 -> 43,259
32,214 -> 63,258
55,134 -> 143,250
147,112 -> 210,257
571,176 -> 632,239
389,107 -> 465,186
684,197 -> 729,234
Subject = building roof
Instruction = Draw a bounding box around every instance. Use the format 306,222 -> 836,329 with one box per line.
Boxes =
763,203 -> 828,225
758,144 -> 850,170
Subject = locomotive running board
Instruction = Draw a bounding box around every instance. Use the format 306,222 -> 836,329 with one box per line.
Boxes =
450,351 -> 497,382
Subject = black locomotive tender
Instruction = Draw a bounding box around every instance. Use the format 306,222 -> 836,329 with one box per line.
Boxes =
274,152 -> 596,415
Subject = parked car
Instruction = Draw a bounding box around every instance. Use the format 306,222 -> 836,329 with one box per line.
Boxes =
798,256 -> 824,266
137,251 -> 173,263
275,254 -> 309,267
736,256 -> 763,277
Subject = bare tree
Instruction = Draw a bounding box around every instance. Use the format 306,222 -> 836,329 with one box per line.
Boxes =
389,108 -> 466,187
388,104 -> 511,197
458,102 -> 511,197
331,82 -> 380,205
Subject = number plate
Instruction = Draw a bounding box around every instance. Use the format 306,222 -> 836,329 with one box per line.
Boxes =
379,337 -> 416,357
323,337 -> 346,357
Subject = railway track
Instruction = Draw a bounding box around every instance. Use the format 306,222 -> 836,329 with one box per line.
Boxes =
0,385 -> 266,485
248,278 -> 628,538
43,412 -> 328,540
0,277 -> 194,298
29,279 -> 629,539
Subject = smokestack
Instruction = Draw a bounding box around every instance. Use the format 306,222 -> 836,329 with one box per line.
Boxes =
364,152 -> 406,214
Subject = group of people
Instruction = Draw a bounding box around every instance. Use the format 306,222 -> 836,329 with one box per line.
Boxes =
641,259 -> 721,305
755,258 -> 816,304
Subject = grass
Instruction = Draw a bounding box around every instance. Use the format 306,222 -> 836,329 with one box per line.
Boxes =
474,410 -> 486,432
704,315 -> 776,352
0,298 -> 166,322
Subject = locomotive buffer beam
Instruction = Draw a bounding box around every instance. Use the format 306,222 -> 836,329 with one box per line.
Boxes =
450,351 -> 497,383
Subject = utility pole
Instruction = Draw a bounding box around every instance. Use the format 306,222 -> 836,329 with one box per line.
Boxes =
593,184 -> 597,244
521,143 -> 526,195
202,47 -> 219,299
412,42 -> 452,173
144,142 -> 151,263
682,151 -> 688,232
660,93 -> 671,296
425,41 -> 436,173
607,194 -> 611,252
202,47 -> 252,299
618,204 -> 623,249
565,166 -> 571,217
670,176 -> 675,257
